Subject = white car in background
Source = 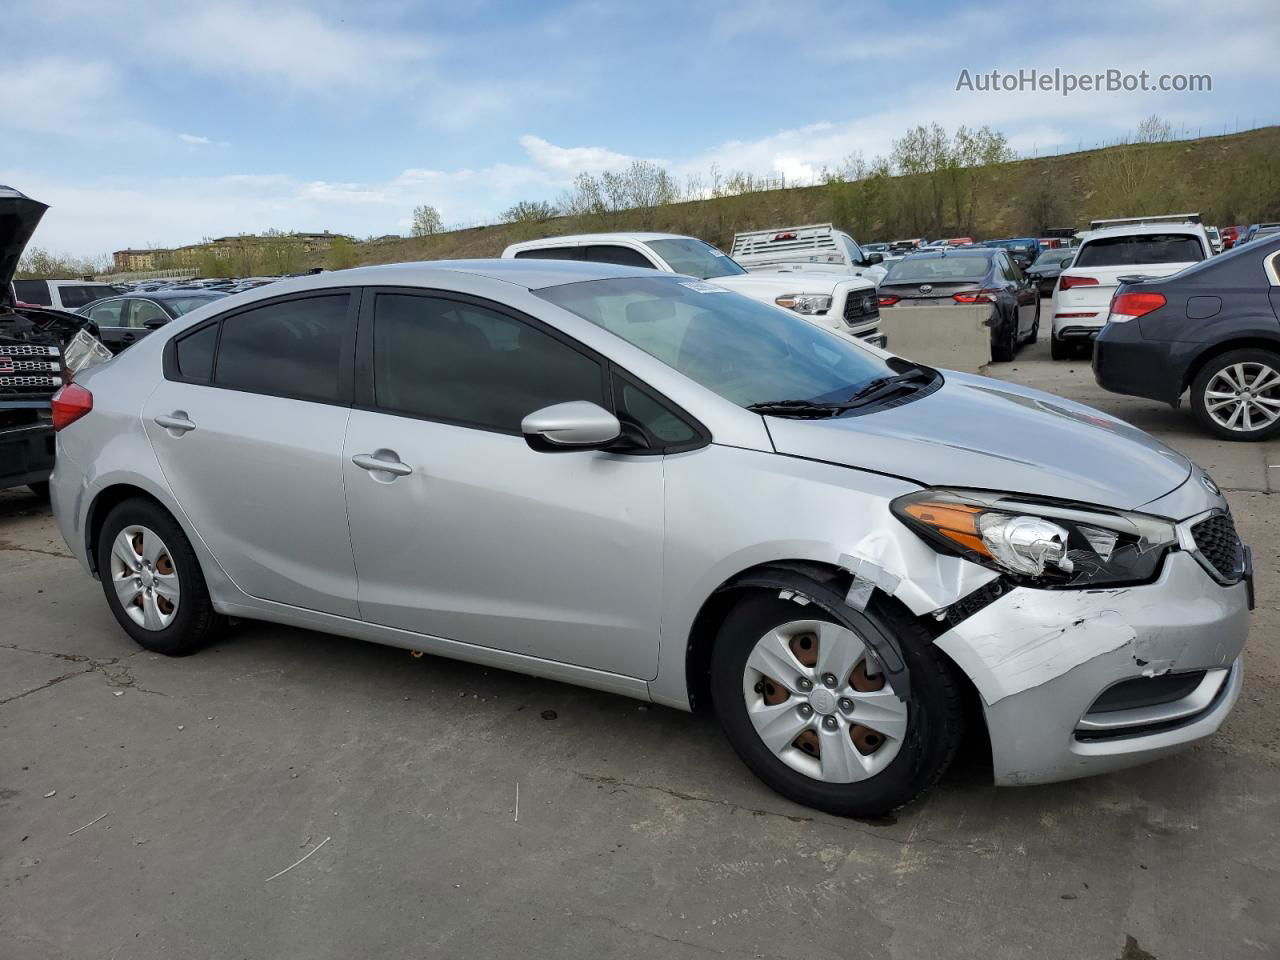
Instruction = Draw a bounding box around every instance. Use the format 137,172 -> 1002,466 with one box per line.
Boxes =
729,223 -> 888,287
1050,214 -> 1212,360
503,233 -> 885,347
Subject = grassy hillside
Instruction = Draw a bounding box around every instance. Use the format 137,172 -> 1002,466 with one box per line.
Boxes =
341,125 -> 1280,269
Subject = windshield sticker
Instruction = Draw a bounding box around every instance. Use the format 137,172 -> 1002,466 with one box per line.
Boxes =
679,280 -> 730,293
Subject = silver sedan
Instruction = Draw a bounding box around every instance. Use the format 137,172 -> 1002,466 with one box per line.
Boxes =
48,259 -> 1250,816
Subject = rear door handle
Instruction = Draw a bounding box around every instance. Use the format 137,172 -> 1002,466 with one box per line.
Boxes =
352,452 -> 413,478
154,412 -> 196,434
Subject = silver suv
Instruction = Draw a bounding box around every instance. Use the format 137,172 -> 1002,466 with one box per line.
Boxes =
49,259 -> 1250,816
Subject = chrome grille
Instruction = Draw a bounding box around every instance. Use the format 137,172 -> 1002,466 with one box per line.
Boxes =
0,344 -> 59,357
0,375 -> 61,388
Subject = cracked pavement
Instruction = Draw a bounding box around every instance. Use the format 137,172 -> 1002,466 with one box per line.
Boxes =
2,333 -> 1279,959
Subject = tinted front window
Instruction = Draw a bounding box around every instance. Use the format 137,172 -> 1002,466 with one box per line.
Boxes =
643,238 -> 746,279
124,299 -> 169,328
373,294 -> 604,433
884,256 -> 991,282
1075,234 -> 1206,267
537,276 -> 894,408
13,280 -> 51,305
214,294 -> 350,402
616,378 -> 697,445
1032,250 -> 1074,268
57,285 -> 115,309
175,324 -> 218,381
584,245 -> 655,269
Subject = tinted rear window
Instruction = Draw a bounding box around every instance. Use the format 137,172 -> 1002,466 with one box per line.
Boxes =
884,256 -> 991,282
57,285 -> 116,309
175,324 -> 218,381
1075,234 -> 1205,267
13,280 -> 51,305
514,247 -> 580,261
214,294 -> 350,402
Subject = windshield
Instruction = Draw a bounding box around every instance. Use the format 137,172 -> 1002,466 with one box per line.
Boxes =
536,276 -> 893,407
884,256 -> 990,282
163,294 -> 226,316
643,238 -> 747,279
1076,233 -> 1205,267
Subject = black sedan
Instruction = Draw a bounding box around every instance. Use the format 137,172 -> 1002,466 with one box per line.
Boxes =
78,290 -> 227,353
1026,248 -> 1076,297
876,247 -> 1040,361
1094,234 -> 1280,441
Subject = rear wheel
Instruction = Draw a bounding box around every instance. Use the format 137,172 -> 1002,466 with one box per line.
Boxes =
27,481 -> 50,500
710,593 -> 963,818
96,498 -> 224,655
1050,334 -> 1071,360
1191,349 -> 1280,441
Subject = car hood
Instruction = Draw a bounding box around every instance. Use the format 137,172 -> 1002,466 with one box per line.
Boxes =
0,186 -> 49,301
764,371 -> 1191,511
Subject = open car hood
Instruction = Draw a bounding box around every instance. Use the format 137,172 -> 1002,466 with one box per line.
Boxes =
764,372 -> 1192,512
0,185 -> 49,303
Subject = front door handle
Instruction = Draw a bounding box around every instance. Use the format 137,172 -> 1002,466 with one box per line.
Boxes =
352,451 -> 413,478
154,412 -> 195,434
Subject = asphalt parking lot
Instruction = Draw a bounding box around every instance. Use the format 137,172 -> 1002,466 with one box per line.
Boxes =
3,331 -> 1278,960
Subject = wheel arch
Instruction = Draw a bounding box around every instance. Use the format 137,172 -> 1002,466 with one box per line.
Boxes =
1180,335 -> 1280,395
85,483 -> 171,575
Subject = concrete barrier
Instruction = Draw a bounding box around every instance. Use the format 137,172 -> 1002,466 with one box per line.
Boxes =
879,304 -> 992,373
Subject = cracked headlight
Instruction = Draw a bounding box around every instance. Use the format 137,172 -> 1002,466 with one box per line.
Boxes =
891,489 -> 1177,587
774,293 -> 832,315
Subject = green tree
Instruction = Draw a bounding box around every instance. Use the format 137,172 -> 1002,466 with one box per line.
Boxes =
501,200 -> 558,224
327,236 -> 359,270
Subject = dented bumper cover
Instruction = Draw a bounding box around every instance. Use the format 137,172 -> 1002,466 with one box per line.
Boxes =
935,551 -> 1249,785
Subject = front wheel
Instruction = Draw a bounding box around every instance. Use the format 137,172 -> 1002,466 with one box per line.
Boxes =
710,594 -> 963,818
990,315 -> 1016,362
1191,348 -> 1280,441
96,497 -> 224,655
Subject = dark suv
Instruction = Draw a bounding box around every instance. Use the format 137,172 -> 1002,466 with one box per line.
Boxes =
1093,234 -> 1280,441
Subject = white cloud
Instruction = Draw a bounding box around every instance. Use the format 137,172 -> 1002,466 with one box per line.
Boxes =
518,135 -> 636,174
178,133 -> 211,145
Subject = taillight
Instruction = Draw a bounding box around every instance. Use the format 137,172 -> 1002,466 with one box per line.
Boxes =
952,289 -> 999,304
1109,291 -> 1167,323
1059,274 -> 1099,290
878,295 -> 900,306
51,383 -> 93,431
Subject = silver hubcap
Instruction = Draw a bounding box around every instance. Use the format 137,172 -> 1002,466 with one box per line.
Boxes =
1205,362 -> 1280,432
109,525 -> 180,631
742,620 -> 908,783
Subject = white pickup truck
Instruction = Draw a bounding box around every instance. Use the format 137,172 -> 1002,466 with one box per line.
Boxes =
502,232 -> 885,347
1050,214 -> 1212,359
730,223 -> 888,286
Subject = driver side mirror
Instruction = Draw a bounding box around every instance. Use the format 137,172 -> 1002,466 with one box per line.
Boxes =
864,253 -> 883,266
522,401 -> 622,453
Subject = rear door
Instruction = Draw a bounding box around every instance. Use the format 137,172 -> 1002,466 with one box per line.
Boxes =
341,288 -> 665,678
142,290 -> 360,616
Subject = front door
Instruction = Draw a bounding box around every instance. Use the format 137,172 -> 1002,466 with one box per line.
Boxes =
342,290 -> 665,679
142,291 -> 360,616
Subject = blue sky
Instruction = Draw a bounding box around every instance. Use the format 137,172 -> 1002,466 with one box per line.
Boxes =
4,0 -> 1278,256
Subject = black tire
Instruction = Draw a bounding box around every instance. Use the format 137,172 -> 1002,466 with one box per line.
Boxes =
1190,347 -> 1280,442
96,497 -> 224,655
28,481 -> 50,500
989,314 -> 1016,362
710,593 -> 964,818
1050,334 -> 1071,360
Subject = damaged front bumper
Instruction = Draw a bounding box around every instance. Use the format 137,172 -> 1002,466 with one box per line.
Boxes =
934,551 -> 1249,786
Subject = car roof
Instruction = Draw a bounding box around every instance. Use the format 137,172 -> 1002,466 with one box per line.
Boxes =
894,248 -> 998,261
285,258 -> 669,291
506,233 -> 689,248
1080,222 -> 1206,241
